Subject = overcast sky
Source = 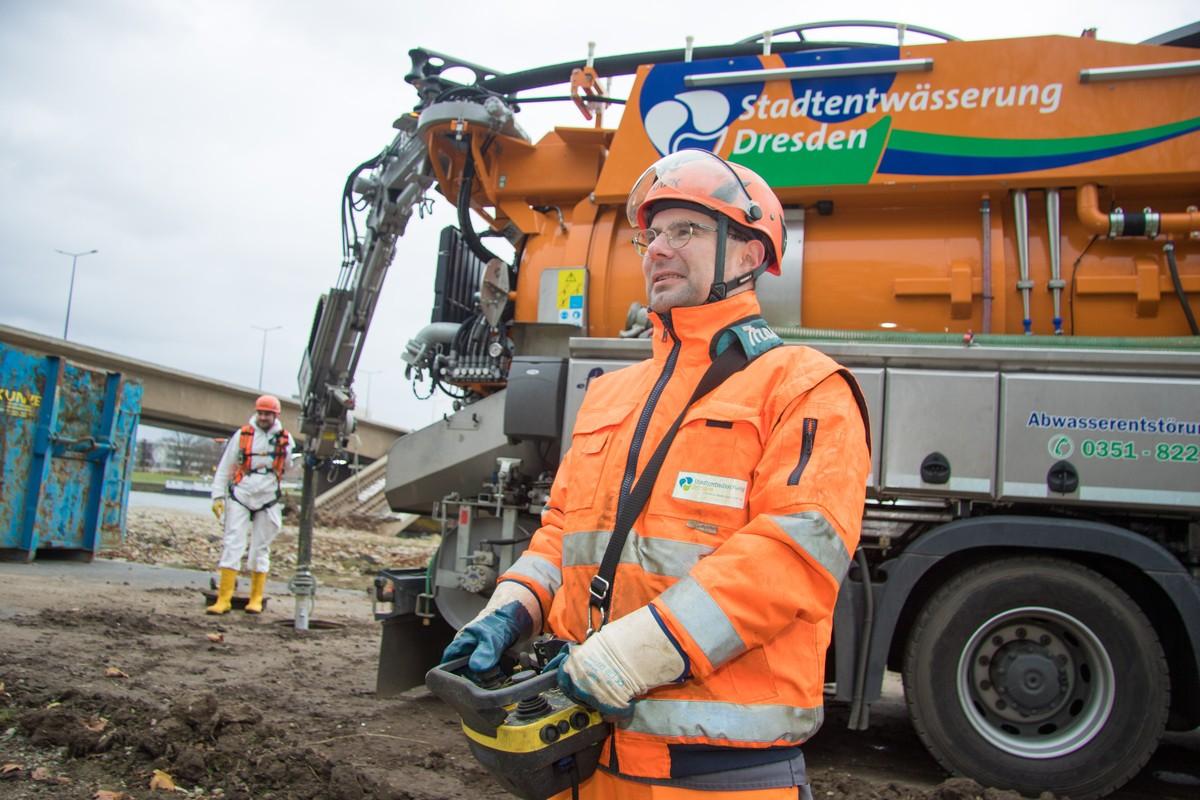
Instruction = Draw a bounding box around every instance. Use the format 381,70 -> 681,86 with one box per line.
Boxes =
1,0 -> 1195,432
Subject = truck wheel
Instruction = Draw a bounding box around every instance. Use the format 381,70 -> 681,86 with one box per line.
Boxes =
903,556 -> 1168,799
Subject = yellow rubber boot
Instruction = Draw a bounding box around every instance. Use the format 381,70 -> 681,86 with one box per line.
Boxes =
206,568 -> 237,615
245,571 -> 268,614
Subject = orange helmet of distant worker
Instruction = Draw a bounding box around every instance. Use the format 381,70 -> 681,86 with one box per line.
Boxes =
627,149 -> 786,302
255,394 -> 282,415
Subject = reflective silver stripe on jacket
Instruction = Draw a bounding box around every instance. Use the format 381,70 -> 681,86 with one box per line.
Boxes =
504,552 -> 562,596
657,576 -> 745,666
624,699 -> 824,744
767,511 -> 851,583
562,529 -> 713,577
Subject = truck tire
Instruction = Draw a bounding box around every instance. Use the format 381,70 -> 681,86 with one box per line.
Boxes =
902,556 -> 1168,799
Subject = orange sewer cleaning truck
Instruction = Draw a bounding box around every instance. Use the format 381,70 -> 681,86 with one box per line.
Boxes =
296,21 -> 1200,799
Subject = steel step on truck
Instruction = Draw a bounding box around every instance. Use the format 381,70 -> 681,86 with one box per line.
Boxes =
296,20 -> 1200,800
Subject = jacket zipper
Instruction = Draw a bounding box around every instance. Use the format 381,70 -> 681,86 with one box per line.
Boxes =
787,418 -> 818,485
619,314 -> 681,503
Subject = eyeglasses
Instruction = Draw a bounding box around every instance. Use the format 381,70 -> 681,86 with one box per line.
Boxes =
631,221 -> 718,256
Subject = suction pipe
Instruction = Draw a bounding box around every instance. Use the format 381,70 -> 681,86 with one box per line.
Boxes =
981,197 -> 992,333
1046,189 -> 1065,334
1013,190 -> 1034,334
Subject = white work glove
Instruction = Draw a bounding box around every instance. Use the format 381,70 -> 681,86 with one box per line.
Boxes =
441,580 -> 543,673
555,605 -> 687,718
211,498 -> 225,521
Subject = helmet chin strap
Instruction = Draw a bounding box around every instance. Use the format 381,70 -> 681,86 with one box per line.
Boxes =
706,217 -> 730,303
706,216 -> 769,303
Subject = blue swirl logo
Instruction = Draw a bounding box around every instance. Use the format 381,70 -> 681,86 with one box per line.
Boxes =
639,57 -> 764,156
644,90 -> 732,154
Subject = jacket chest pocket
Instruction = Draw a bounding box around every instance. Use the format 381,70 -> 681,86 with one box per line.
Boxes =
563,401 -> 637,513
649,399 -> 762,530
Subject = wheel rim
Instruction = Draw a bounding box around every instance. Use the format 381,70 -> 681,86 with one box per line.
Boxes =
956,606 -> 1115,759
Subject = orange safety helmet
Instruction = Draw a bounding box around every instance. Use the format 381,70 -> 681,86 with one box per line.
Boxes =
255,394 -> 282,414
627,149 -> 786,275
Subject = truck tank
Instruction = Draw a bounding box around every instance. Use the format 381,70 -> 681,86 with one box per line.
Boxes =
494,33 -> 1200,340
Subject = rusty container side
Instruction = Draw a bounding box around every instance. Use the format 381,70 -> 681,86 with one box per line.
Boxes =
0,341 -> 142,561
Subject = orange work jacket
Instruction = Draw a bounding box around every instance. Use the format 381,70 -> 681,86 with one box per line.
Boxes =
501,291 -> 871,781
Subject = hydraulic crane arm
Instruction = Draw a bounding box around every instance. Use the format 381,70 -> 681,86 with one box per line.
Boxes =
289,117 -> 432,631
297,117 -> 433,458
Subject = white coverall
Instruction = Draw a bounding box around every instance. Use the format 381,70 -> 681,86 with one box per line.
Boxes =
210,416 -> 294,573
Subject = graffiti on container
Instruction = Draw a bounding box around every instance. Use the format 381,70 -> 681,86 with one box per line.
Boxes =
2,387 -> 42,419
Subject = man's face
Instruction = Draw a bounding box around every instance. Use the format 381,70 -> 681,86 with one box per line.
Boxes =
255,410 -> 277,431
640,207 -> 761,313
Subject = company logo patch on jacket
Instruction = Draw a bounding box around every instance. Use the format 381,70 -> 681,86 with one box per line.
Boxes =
673,471 -> 747,508
714,316 -> 784,360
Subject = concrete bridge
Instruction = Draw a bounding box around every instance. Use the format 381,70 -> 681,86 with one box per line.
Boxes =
0,324 -> 405,460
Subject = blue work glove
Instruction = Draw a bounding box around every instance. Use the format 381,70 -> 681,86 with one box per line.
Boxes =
441,600 -> 532,673
548,605 -> 687,720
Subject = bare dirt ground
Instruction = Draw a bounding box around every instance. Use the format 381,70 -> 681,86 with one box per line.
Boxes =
1,507 -> 1197,799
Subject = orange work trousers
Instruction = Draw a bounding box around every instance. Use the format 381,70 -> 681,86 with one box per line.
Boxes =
551,768 -> 812,799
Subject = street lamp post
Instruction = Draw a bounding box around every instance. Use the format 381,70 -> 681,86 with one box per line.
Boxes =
362,370 -> 382,418
55,248 -> 98,340
251,325 -> 282,389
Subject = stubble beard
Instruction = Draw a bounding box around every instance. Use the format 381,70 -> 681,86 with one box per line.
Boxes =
647,273 -> 704,314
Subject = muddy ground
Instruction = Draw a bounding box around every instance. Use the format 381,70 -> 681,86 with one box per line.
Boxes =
1,507 -> 1197,799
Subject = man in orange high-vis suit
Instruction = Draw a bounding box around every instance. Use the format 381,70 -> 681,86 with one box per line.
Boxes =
443,150 -> 871,798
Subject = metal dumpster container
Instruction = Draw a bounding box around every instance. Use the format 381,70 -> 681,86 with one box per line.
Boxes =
1,341 -> 143,561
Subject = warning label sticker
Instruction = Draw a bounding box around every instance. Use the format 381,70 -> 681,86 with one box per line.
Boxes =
556,269 -> 585,325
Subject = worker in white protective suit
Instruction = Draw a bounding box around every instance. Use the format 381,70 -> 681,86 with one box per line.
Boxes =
207,394 -> 294,614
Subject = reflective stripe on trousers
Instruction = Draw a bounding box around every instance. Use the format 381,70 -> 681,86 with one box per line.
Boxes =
550,755 -> 815,798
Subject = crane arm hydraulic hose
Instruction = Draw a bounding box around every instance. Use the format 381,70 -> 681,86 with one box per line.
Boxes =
457,143 -> 501,265
1165,242 -> 1200,335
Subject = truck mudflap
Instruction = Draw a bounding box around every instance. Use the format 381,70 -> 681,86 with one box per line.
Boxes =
373,567 -> 456,697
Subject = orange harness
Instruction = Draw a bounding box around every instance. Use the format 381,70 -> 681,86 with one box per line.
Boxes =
228,425 -> 290,514
231,425 -> 289,483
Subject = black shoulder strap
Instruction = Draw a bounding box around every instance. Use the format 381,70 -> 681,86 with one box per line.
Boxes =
588,343 -> 750,633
